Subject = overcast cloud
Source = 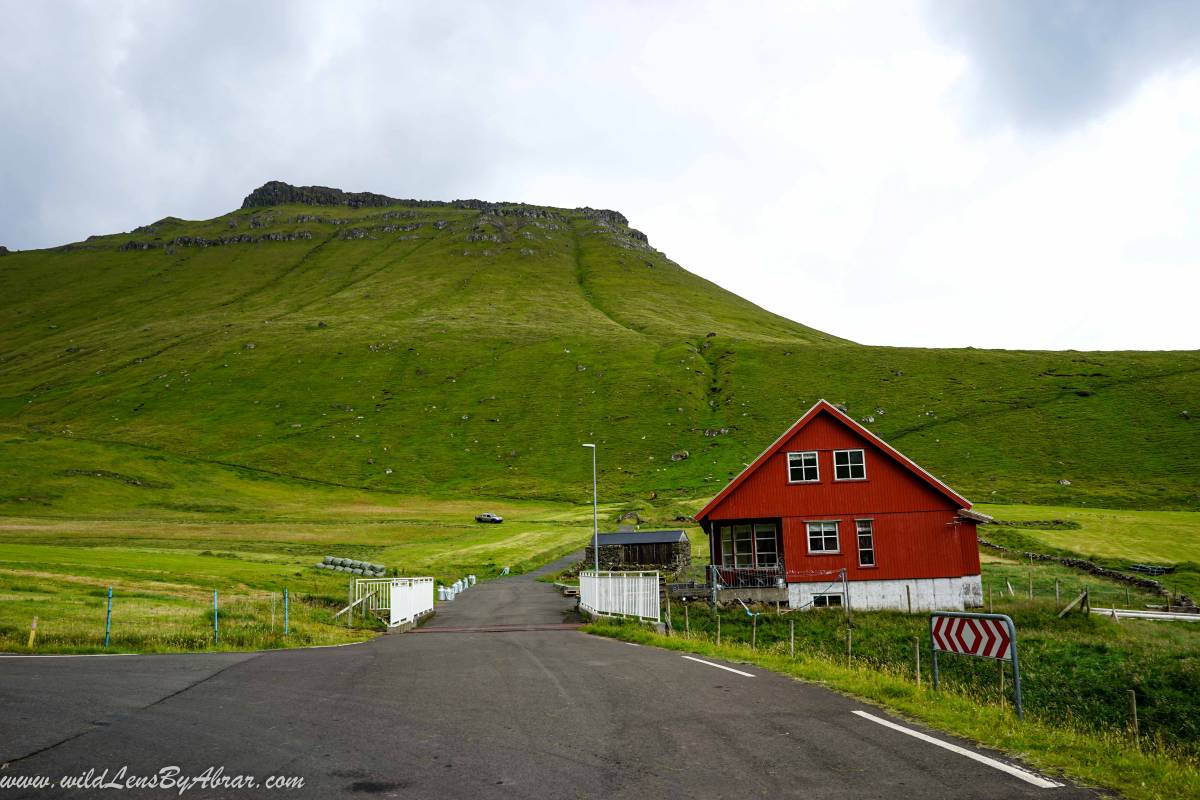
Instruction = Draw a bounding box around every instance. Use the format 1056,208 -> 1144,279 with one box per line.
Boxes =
2,1 -> 1198,350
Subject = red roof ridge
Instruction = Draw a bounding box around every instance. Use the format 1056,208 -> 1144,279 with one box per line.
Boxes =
695,399 -> 971,521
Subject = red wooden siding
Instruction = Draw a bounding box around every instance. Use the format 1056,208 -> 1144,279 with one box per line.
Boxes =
697,401 -> 981,585
781,512 -> 973,582
705,413 -> 956,521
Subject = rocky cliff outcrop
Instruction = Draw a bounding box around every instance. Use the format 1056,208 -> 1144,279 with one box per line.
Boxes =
241,180 -> 492,211
241,183 -> 632,234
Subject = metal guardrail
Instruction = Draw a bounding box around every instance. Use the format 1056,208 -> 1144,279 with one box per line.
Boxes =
1091,606 -> 1200,621
579,570 -> 660,622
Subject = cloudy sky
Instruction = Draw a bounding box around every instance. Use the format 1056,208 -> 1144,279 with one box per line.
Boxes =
2,1 -> 1198,351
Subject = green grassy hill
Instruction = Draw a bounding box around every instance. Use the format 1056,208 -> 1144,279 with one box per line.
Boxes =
1,181 -> 1197,515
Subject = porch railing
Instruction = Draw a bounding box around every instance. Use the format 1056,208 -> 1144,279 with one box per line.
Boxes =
709,564 -> 785,589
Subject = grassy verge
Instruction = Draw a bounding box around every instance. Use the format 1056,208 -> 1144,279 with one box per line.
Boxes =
585,617 -> 1200,800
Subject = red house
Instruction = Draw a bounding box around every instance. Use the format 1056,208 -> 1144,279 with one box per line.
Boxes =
695,400 -> 986,611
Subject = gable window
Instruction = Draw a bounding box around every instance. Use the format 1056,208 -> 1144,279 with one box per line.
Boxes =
856,519 -> 875,567
787,451 -> 819,483
833,449 -> 866,481
719,523 -> 778,567
807,521 -> 839,553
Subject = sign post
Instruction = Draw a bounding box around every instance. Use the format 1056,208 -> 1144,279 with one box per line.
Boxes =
930,611 -> 1023,719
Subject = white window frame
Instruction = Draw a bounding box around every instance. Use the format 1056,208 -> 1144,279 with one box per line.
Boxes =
833,449 -> 867,481
806,521 -> 839,554
786,451 -> 820,483
856,519 -> 875,567
812,593 -> 843,608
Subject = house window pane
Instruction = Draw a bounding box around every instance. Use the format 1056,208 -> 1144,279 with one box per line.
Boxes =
787,451 -> 819,482
807,521 -> 839,553
834,449 -> 866,480
720,526 -> 734,564
813,593 -> 843,608
857,519 -> 875,567
733,524 -> 754,567
754,523 -> 778,566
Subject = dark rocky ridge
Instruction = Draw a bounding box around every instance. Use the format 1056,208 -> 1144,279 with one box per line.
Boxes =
241,181 -> 629,226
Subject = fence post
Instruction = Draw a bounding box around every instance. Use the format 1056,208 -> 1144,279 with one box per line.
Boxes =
1028,571 -> 1033,600
913,635 -> 920,688
28,616 -> 37,649
906,584 -> 912,614
271,592 -> 276,631
751,613 -> 757,650
1055,579 -> 1060,605
716,613 -> 721,646
989,584 -> 993,613
348,580 -> 354,629
846,627 -> 852,668
284,589 -> 289,635
665,590 -> 672,635
790,619 -> 795,659
104,586 -> 113,647
1128,689 -> 1139,746
213,590 -> 219,645
842,569 -> 851,623
684,603 -> 689,639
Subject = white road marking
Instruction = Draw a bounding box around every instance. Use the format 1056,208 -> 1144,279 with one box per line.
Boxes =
624,642 -> 641,647
851,710 -> 1062,788
682,655 -> 755,677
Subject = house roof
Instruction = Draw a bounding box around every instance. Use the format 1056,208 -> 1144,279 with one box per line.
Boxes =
695,399 -> 972,522
592,530 -> 688,545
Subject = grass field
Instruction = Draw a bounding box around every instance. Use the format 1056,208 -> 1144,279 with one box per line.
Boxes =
977,503 -> 1200,599
0,495 -> 602,653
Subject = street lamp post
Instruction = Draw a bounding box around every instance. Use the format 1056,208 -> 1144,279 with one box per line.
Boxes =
582,443 -> 598,572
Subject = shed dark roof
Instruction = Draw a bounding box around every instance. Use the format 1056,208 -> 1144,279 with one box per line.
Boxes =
594,530 -> 688,545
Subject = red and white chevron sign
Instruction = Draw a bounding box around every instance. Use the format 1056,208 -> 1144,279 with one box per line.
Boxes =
931,615 -> 1013,661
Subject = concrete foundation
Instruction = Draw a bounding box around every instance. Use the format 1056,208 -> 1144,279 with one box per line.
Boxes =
788,575 -> 984,612
716,587 -> 788,605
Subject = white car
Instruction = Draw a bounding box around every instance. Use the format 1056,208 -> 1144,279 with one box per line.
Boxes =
474,512 -> 504,523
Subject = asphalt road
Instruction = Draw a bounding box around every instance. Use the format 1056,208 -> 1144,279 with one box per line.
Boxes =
0,556 -> 1098,799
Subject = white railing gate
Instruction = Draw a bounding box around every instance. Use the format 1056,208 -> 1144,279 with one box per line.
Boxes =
579,570 -> 660,622
354,577 -> 435,627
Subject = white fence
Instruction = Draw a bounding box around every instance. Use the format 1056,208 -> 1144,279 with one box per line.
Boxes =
579,570 -> 660,622
354,578 -> 435,627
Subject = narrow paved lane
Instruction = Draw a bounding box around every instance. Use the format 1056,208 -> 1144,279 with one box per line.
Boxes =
0,559 -> 1096,799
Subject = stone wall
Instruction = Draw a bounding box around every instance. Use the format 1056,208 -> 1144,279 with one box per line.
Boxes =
583,539 -> 691,572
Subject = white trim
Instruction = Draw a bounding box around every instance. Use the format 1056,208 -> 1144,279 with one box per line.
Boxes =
850,711 -> 1063,788
806,520 -> 840,554
833,448 -> 867,481
786,450 -> 820,483
682,655 -> 755,677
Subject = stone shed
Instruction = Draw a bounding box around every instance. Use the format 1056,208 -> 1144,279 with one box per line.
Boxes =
584,530 -> 691,571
